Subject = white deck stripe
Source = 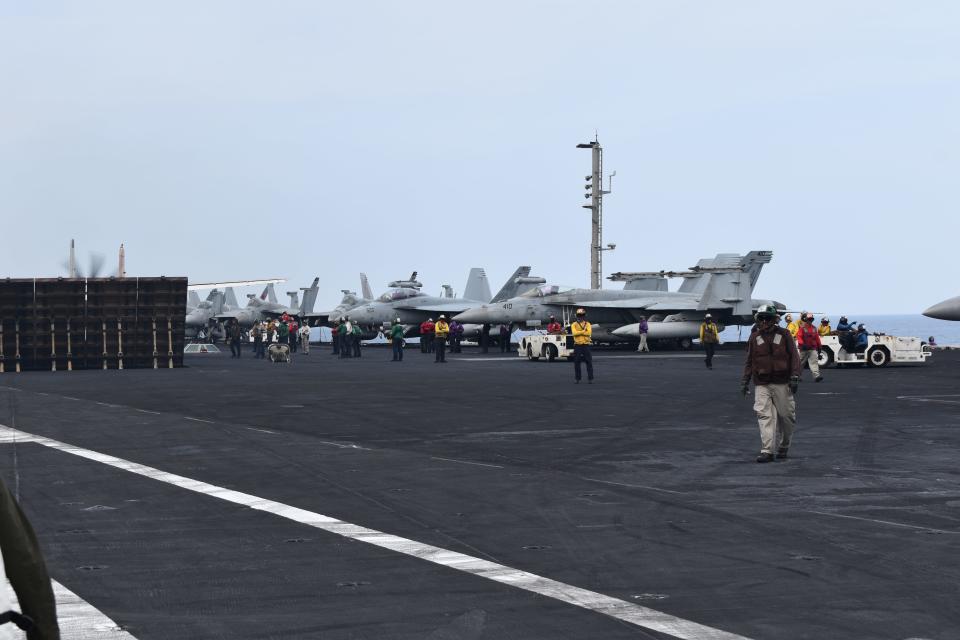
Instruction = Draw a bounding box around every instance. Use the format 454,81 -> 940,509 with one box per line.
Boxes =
7,579 -> 136,639
0,424 -> 750,640
53,580 -> 138,639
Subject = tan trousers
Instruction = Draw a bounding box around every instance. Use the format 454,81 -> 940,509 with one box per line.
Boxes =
754,383 -> 796,454
801,348 -> 819,378
637,334 -> 649,352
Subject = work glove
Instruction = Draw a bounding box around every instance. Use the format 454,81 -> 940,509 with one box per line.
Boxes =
789,376 -> 800,394
740,382 -> 750,397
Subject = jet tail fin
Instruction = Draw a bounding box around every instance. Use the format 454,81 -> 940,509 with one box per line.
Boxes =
224,287 -> 239,309
209,289 -> 226,315
299,277 -> 320,315
360,273 -> 373,301
463,268 -> 492,302
490,266 -> 532,302
694,251 -> 773,316
188,291 -> 201,309
287,291 -> 300,309
266,284 -> 278,303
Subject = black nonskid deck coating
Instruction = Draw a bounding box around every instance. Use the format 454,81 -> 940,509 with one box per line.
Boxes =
1,344 -> 958,639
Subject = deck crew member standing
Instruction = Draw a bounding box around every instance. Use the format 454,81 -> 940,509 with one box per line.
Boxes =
252,321 -> 265,359
299,322 -> 311,355
227,320 -> 243,358
818,316 -> 832,336
636,316 -> 650,352
351,321 -> 362,357
277,320 -> 289,356
450,320 -> 464,353
1,477 -> 60,640
434,315 -> 450,363
784,313 -> 799,338
330,319 -> 340,355
700,314 -> 720,369
741,304 -> 801,463
390,318 -> 405,361
546,315 -> 563,335
571,308 -> 594,384
498,324 -> 511,353
796,313 -> 824,382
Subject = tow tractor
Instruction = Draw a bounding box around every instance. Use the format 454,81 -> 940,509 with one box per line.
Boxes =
518,332 -> 574,361
817,334 -> 932,368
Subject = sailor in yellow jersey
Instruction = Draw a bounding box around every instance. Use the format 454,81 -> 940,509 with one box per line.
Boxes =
570,308 -> 594,383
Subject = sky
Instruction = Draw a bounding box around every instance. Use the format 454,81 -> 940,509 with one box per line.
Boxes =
1,1 -> 957,314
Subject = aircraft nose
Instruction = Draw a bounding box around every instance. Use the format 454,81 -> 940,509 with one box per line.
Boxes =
923,296 -> 960,320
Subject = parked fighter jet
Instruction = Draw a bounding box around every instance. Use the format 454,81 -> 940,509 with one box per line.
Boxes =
452,252 -> 782,344
214,277 -> 319,328
923,296 -> 960,321
304,274 -> 376,327
186,290 -> 228,336
347,267 -> 532,331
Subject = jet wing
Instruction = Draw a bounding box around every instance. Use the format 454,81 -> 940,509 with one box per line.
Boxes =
572,297 -> 700,311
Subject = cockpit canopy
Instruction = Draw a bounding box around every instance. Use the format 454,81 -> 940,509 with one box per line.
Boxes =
519,284 -> 573,298
378,288 -> 424,303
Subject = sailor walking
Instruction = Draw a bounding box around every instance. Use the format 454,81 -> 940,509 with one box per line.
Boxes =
741,304 -> 801,463
636,316 -> 650,352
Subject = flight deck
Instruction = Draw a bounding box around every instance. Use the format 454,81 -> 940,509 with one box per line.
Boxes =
1,346 -> 958,639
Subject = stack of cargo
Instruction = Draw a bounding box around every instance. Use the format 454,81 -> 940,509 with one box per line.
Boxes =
0,277 -> 186,372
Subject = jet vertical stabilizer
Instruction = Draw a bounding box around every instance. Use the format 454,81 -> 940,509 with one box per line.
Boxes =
287,291 -> 300,310
360,274 -> 373,301
696,251 -> 773,317
490,266 -> 532,302
266,284 -> 278,304
224,288 -> 239,309
299,277 -> 320,315
463,268 -> 492,302
188,291 -> 202,309
211,290 -> 226,315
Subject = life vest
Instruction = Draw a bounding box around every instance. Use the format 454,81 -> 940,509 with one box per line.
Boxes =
796,323 -> 820,349
747,327 -> 794,384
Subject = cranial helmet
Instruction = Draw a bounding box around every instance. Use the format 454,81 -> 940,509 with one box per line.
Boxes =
576,308 -> 586,316
755,304 -> 778,320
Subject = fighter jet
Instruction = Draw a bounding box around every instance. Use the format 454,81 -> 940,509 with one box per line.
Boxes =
923,296 -> 960,321
214,277 -> 320,328
303,274 -> 376,327
346,267 -> 532,332
185,289 -> 229,336
452,252 -> 782,344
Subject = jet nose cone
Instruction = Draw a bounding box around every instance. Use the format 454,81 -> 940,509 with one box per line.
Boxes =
923,296 -> 960,321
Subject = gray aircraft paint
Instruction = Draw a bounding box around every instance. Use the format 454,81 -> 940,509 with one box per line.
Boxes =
923,295 -> 960,321
215,277 -> 320,328
347,267 -> 529,331
453,252 -> 781,336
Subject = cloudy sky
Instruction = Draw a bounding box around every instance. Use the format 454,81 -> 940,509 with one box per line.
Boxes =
2,1 -> 957,313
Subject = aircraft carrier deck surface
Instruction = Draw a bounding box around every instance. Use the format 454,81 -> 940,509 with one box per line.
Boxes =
1,345 -> 958,640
